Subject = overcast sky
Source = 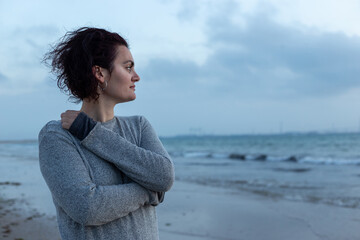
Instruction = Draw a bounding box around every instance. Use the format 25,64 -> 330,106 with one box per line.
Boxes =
1,0 -> 360,140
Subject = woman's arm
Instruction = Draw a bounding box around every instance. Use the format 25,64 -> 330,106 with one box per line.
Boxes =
39,126 -> 158,226
80,116 -> 175,192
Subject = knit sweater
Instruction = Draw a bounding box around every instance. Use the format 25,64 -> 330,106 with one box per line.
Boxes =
38,115 -> 175,240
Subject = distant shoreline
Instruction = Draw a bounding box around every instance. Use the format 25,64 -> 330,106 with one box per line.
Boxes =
2,130 -> 360,142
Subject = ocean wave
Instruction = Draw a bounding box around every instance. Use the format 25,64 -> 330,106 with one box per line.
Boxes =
299,156 -> 360,165
169,151 -> 360,166
183,152 -> 212,158
273,167 -> 312,173
177,176 -> 360,209
184,162 -> 232,167
284,195 -> 360,209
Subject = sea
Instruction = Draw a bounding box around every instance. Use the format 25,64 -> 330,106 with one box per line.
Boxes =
1,132 -> 360,209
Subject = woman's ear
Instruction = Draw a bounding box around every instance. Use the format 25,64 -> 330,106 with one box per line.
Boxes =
92,65 -> 105,83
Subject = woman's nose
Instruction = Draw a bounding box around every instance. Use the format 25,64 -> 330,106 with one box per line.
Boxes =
133,70 -> 140,82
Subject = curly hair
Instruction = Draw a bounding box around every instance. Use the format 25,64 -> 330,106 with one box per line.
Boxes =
44,27 -> 129,102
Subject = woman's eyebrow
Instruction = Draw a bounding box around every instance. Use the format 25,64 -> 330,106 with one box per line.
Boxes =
123,60 -> 134,66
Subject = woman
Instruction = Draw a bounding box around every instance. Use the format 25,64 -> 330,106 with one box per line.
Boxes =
39,27 -> 175,240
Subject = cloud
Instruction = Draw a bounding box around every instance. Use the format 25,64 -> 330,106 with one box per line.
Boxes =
176,0 -> 201,21
0,25 -> 60,96
0,72 -> 8,82
204,13 -> 360,98
141,2 -> 360,100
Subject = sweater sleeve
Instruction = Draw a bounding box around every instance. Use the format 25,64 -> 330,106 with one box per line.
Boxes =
68,112 -> 97,141
38,128 -> 155,226
80,116 -> 175,192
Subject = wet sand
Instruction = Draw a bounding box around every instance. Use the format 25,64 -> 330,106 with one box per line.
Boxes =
158,181 -> 360,240
1,177 -> 360,240
0,193 -> 60,240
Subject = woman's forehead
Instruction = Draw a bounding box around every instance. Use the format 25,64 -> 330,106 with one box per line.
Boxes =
115,45 -> 133,62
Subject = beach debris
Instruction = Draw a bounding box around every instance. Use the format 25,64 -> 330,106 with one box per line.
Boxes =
285,156 -> 298,162
1,224 -> 11,234
232,180 -> 248,185
273,167 -> 311,173
0,181 -> 21,186
254,154 -> 267,161
25,212 -> 45,221
228,153 -> 246,160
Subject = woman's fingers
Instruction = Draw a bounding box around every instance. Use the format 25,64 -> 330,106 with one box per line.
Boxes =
61,110 -> 80,129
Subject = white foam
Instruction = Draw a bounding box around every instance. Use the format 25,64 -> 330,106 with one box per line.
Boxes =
183,152 -> 212,158
299,156 -> 360,165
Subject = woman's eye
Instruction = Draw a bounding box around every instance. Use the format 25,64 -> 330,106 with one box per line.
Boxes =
126,66 -> 132,72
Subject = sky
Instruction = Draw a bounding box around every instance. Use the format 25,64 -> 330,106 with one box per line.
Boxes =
0,0 -> 360,139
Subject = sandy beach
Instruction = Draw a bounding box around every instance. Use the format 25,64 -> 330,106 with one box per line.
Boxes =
1,170 -> 360,240
1,138 -> 360,240
158,181 -> 360,240
0,156 -> 61,240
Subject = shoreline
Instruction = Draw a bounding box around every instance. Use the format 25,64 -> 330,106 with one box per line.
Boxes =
1,179 -> 360,240
0,194 -> 60,239
158,181 -> 360,240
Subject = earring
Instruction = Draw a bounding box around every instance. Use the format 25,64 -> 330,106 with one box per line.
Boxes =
99,81 -> 108,91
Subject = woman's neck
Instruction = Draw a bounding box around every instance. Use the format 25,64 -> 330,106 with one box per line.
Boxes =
80,98 -> 115,122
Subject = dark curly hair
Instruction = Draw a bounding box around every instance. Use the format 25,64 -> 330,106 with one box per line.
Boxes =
44,27 -> 129,102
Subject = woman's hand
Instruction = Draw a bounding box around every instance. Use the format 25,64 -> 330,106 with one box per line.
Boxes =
147,190 -> 162,206
61,110 -> 81,129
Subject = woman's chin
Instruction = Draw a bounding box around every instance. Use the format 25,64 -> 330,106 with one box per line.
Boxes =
129,94 -> 136,101
116,95 -> 136,104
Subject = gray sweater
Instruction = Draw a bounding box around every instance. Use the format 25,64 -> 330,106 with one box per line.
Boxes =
38,115 -> 175,240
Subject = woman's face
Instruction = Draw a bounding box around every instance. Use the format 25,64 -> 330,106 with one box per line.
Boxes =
102,45 -> 140,104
